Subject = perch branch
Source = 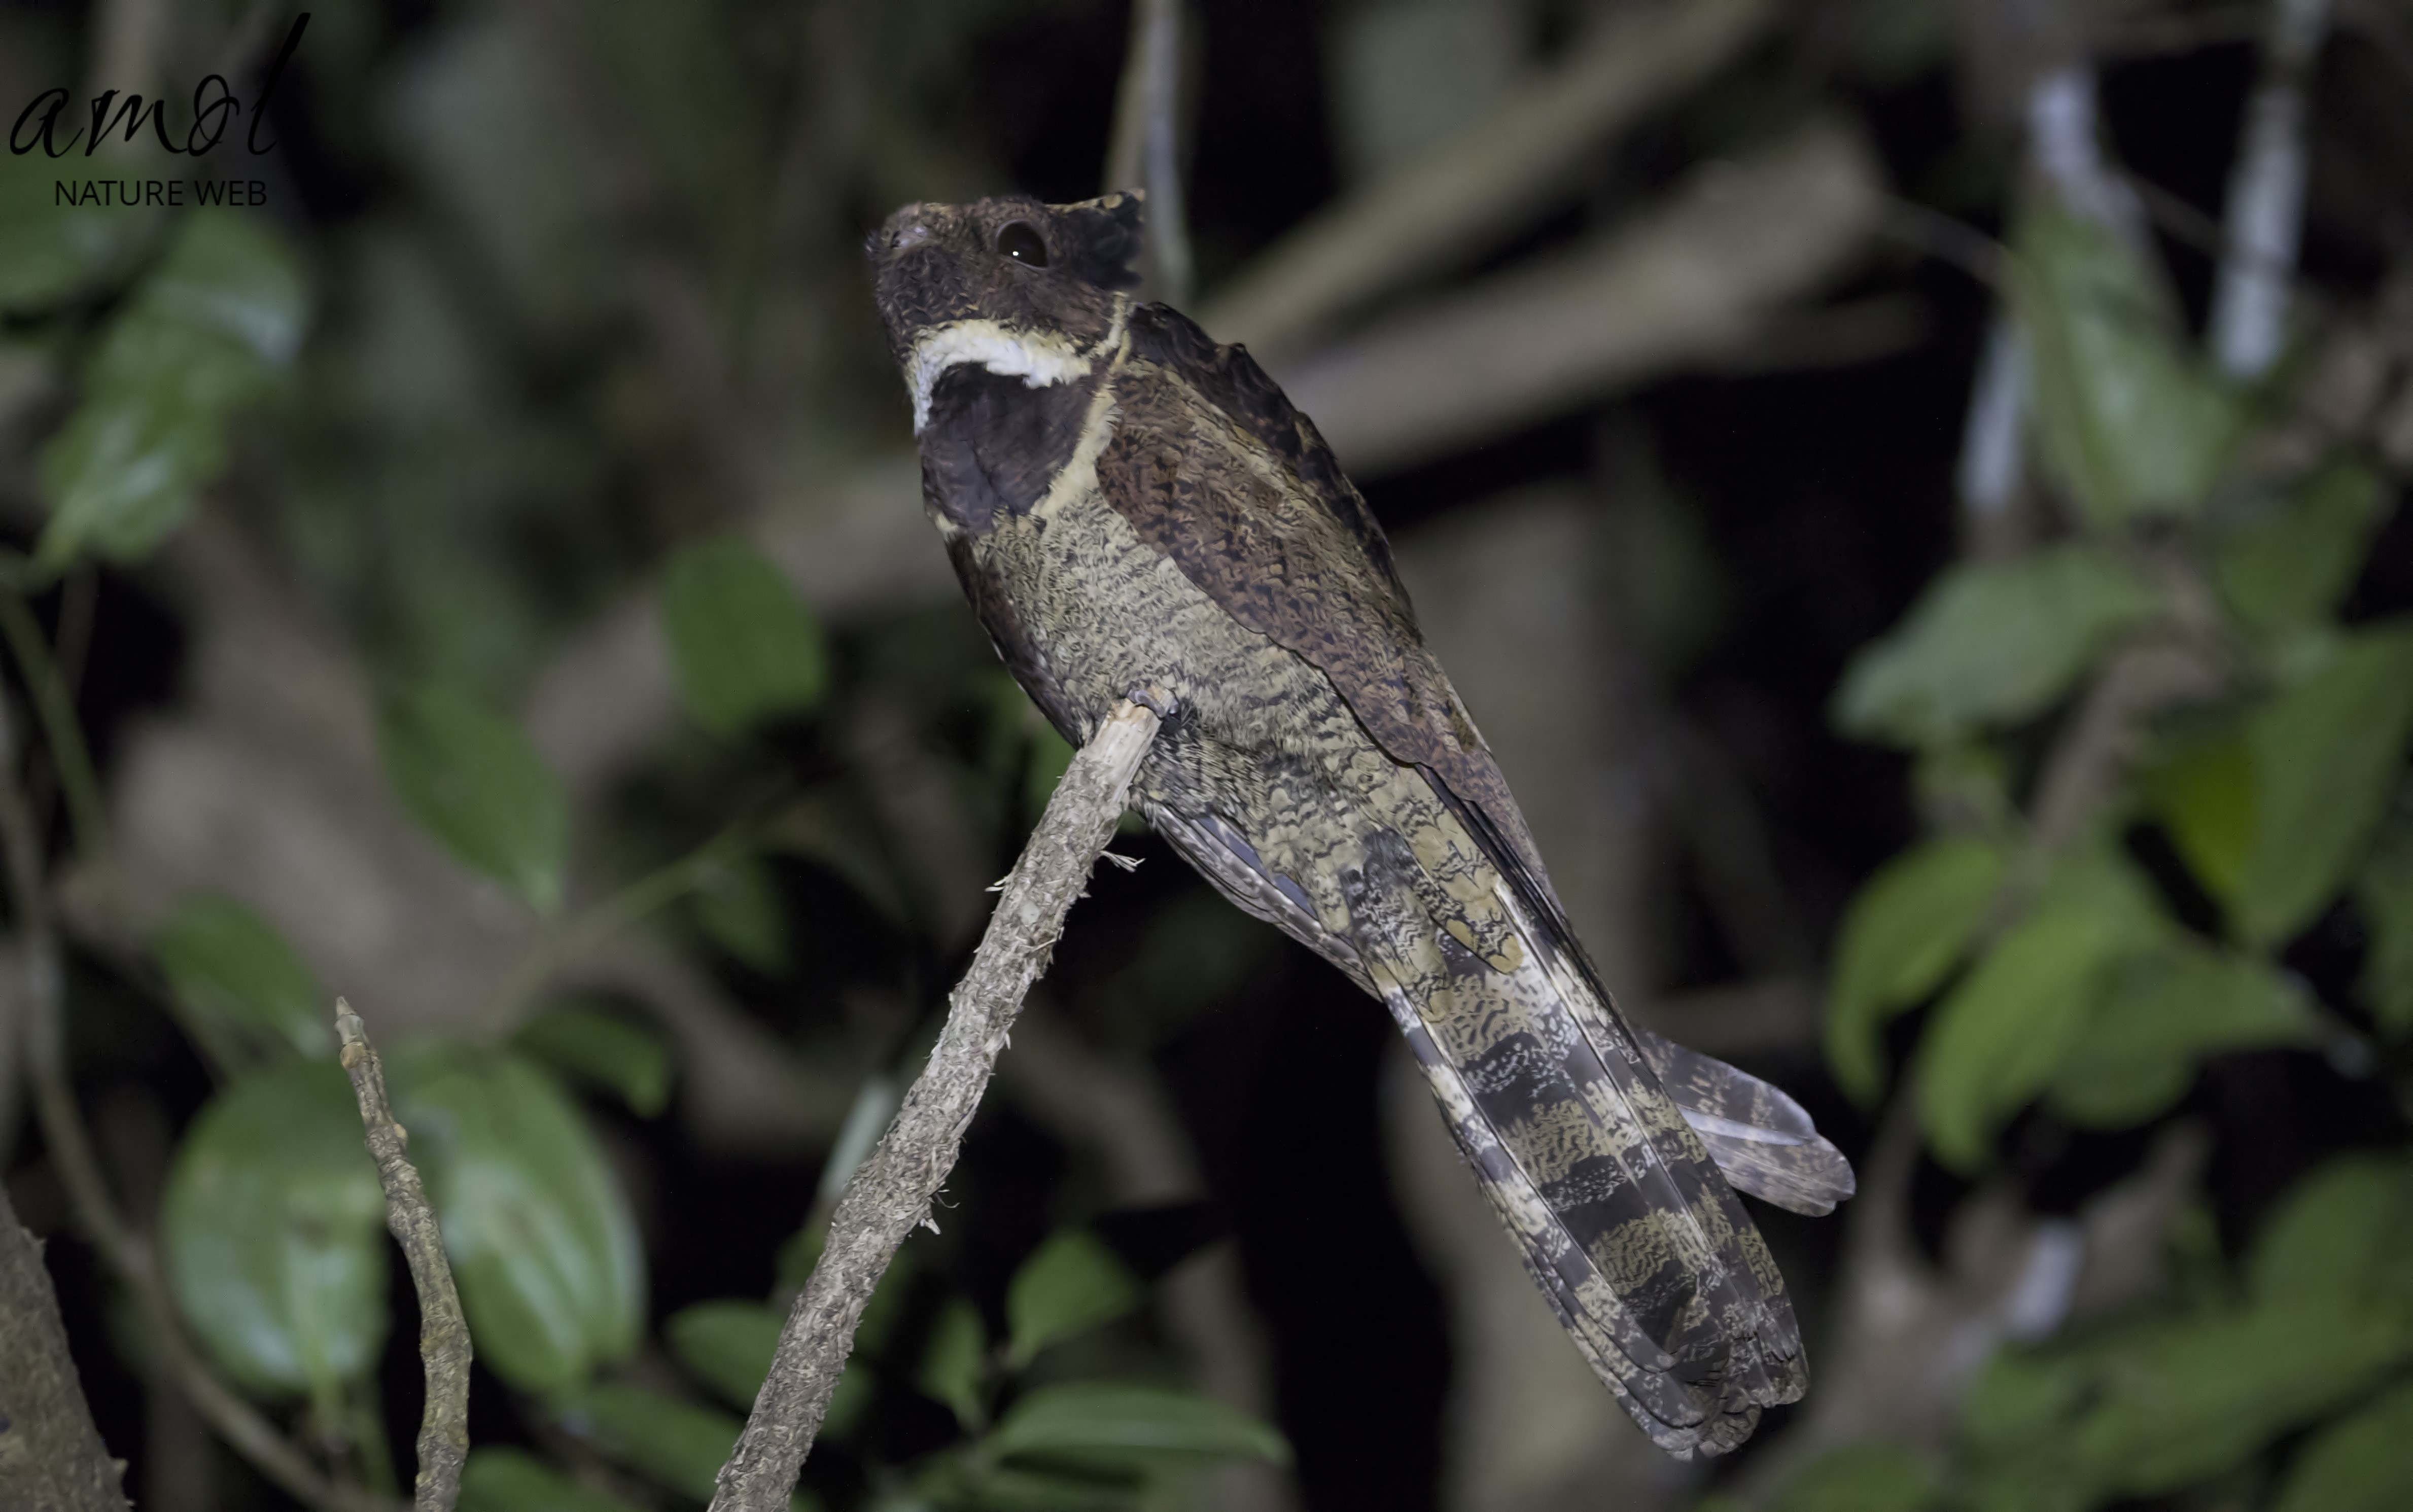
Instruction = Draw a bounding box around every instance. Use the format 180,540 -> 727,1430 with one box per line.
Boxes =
335,999 -> 472,1512
708,697 -> 1164,1512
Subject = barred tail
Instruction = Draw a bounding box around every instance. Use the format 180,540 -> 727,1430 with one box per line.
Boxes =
1142,770 -> 1849,1456
1341,823 -> 1812,1457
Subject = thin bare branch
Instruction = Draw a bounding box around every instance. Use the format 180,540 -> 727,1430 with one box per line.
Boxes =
1103,0 -> 1194,307
1278,122 -> 1885,477
0,590 -> 110,880
708,697 -> 1165,1512
336,1000 -> 472,1512
2211,0 -> 2333,379
1198,0 -> 1775,360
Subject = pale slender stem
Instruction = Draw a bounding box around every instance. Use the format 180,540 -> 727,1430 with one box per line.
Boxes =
1103,0 -> 1196,306
708,698 -> 1164,1512
1957,315 -> 2032,528
2026,64 -> 2147,243
2210,0 -> 2332,379
337,999 -> 472,1512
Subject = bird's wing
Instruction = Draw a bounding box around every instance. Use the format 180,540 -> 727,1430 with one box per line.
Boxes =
1110,305 -> 1851,1204
1103,303 -> 1562,899
1098,304 -> 1851,1454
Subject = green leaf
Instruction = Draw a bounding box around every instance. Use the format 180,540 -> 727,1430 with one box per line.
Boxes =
1962,1346 -> 2090,1456
2215,462 -> 2390,638
2070,1300 -> 2410,1494
387,1043 -> 642,1391
2045,943 -> 2314,1128
36,375 -> 220,565
133,209 -> 310,365
0,149 -> 156,309
1916,849 -> 2166,1171
691,855 -> 791,974
378,684 -> 568,910
919,1295 -> 988,1428
2145,729 -> 2255,903
553,1384 -> 741,1502
552,1386 -> 823,1509
910,1451 -> 1139,1511
153,893 -> 331,1061
459,1447 -> 640,1512
667,1299 -> 784,1411
2247,1152 -> 2413,1314
2357,800 -> 2413,1037
1776,1444 -> 1938,1512
1825,836 -> 2010,1102
2232,624 -> 2413,946
2272,1379 -> 2413,1512
37,209 -> 307,566
1833,547 -> 2160,748
1005,1229 -> 1143,1369
661,536 -> 828,736
2014,205 -> 2241,523
1957,1347 -> 2103,1512
511,1005 -> 673,1118
161,1061 -> 387,1398
987,1383 -> 1291,1473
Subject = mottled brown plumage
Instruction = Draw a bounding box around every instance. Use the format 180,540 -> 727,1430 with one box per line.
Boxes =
868,191 -> 1852,1457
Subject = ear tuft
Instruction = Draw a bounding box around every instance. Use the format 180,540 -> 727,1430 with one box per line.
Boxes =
1055,191 -> 1145,290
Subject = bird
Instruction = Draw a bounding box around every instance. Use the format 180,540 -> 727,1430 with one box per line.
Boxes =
867,189 -> 1853,1457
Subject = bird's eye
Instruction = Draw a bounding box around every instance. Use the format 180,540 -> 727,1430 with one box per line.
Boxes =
996,221 -> 1049,267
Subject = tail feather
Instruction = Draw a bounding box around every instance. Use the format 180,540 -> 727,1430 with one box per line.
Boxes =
1638,1031 -> 1857,1217
1140,769 -> 1834,1458
1339,817 -> 1803,1457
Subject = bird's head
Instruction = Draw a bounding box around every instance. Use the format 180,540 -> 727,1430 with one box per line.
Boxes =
867,191 -> 1143,432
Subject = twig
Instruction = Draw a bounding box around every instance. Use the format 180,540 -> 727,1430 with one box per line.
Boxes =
480,813 -> 765,1023
80,0 -> 171,112
2026,63 -> 2148,245
2087,3 -> 2265,58
1957,315 -> 2033,544
0,1180 -> 131,1511
708,697 -> 1164,1512
1953,59 -> 2140,554
1197,0 -> 1774,359
1102,0 -> 1194,307
2026,639 -> 2224,852
0,697 -> 406,1512
0,589 -> 109,875
1276,122 -> 1884,476
335,999 -> 472,1512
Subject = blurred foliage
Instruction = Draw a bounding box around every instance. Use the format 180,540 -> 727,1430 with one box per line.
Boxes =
1816,157 -> 2413,1512
162,1061 -> 390,1404
377,682 -> 571,911
0,3 -> 2407,1512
